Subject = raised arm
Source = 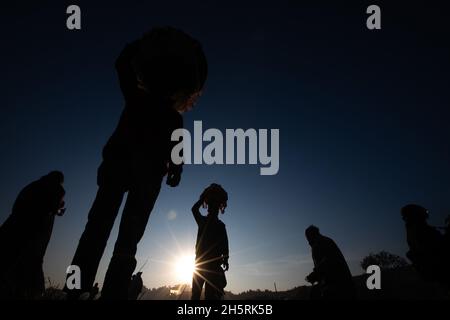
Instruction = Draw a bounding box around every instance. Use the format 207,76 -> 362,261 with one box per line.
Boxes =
191,198 -> 204,226
115,40 -> 141,102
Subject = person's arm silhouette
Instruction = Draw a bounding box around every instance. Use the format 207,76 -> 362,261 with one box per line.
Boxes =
166,116 -> 183,187
222,226 -> 229,271
166,164 -> 182,187
191,197 -> 205,226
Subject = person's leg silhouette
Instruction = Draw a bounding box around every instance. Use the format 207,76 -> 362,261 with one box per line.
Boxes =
192,271 -> 205,300
67,185 -> 126,298
65,160 -> 127,298
204,269 -> 223,300
101,177 -> 162,299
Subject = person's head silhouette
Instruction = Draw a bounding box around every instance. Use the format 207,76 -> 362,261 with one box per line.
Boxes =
42,170 -> 64,185
401,204 -> 429,225
200,183 -> 228,217
39,170 -> 66,216
132,26 -> 208,113
305,225 -> 320,246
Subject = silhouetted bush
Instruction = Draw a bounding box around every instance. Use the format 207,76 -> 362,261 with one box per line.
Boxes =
360,251 -> 408,271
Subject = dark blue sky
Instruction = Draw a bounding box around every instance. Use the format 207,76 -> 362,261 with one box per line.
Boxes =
1,1 -> 449,292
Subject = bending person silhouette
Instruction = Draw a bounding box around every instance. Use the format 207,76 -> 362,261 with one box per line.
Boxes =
401,204 -> 450,288
305,226 -> 355,300
0,171 -> 66,299
65,27 -> 208,299
191,184 -> 229,300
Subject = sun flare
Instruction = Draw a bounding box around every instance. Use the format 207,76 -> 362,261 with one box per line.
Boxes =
174,254 -> 196,284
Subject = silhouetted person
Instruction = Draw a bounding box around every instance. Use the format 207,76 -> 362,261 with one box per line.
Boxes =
0,171 -> 65,299
401,204 -> 450,288
191,184 -> 229,300
305,226 -> 355,300
445,215 -> 450,254
65,27 -> 207,300
128,272 -> 143,300
88,283 -> 99,300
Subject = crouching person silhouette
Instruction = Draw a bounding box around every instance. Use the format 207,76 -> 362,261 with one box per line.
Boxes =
0,171 -> 66,299
305,226 -> 355,300
65,27 -> 208,299
401,204 -> 450,288
191,184 -> 229,300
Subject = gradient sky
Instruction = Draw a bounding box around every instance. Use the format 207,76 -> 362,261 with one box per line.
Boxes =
1,1 -> 449,293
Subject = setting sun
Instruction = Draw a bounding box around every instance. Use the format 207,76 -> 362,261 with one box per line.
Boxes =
174,254 -> 196,284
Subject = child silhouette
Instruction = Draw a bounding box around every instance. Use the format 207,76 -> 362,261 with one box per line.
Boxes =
191,183 -> 229,300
